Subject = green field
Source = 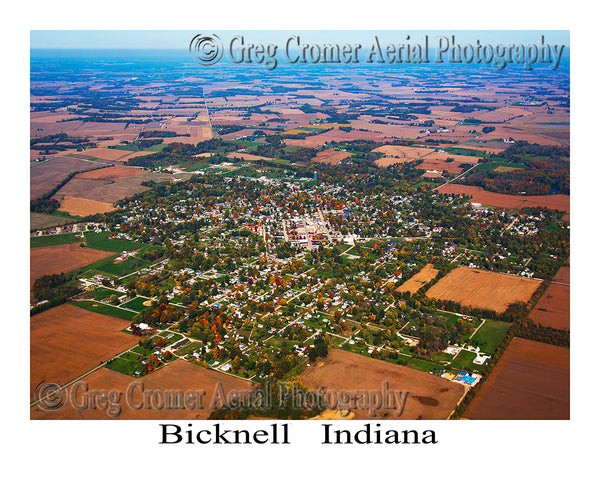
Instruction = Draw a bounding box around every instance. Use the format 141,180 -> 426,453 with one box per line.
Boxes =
444,147 -> 487,157
120,296 -> 151,312
407,357 -> 444,373
469,320 -> 511,354
84,231 -> 143,253
450,350 -> 478,370
70,300 -> 138,322
108,143 -> 168,153
93,256 -> 151,277
30,232 -> 81,248
473,161 -> 528,172
105,356 -> 138,376
93,287 -> 119,301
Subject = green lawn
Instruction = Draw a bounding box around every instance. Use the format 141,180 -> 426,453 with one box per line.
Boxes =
450,350 -> 478,370
429,351 -> 454,363
469,320 -> 511,354
84,231 -> 143,253
30,232 -> 81,248
407,357 -> 443,373
93,256 -> 151,277
70,300 -> 138,322
105,357 -> 138,376
120,296 -> 151,312
93,287 -> 119,300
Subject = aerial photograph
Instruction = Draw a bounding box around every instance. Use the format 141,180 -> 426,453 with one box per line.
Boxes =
29,30 -> 570,421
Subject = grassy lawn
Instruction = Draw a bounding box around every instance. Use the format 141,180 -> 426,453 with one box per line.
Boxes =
429,351 -> 454,363
120,296 -> 151,312
84,231 -> 143,253
30,232 -> 81,248
105,356 -> 138,376
174,341 -> 203,356
407,357 -> 444,373
93,287 -> 119,300
158,332 -> 184,345
469,320 -> 511,354
450,350 -> 478,370
71,300 -> 138,322
93,256 -> 151,277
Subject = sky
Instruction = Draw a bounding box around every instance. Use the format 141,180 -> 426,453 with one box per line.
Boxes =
31,30 -> 570,50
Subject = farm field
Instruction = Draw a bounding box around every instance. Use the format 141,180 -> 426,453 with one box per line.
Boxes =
54,171 -> 178,205
425,267 -> 542,314
436,184 -> 570,214
312,149 -> 353,164
30,212 -> 78,230
553,266 -> 570,284
74,165 -> 145,181
30,304 -> 136,402
463,338 -> 569,419
372,145 -> 433,167
56,195 -> 115,216
226,152 -> 274,162
395,263 -> 439,295
30,243 -> 114,287
300,349 -> 465,420
31,359 -> 253,419
30,154 -> 108,200
528,283 -> 570,330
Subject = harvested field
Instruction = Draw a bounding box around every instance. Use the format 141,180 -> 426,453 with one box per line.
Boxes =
75,166 -> 144,181
463,338 -> 569,419
528,283 -> 570,330
300,349 -> 465,420
54,171 -> 180,205
81,147 -> 136,162
30,304 -> 136,402
30,212 -> 75,230
372,145 -> 432,159
436,184 -> 570,214
312,149 -> 352,164
494,166 -> 522,173
396,264 -> 439,295
553,266 -> 570,284
426,267 -> 542,314
469,106 -> 533,123
30,243 -> 113,287
226,152 -> 274,162
31,359 -> 253,419
284,128 -> 383,148
57,195 -> 115,216
422,171 -> 443,178
30,154 -> 108,200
